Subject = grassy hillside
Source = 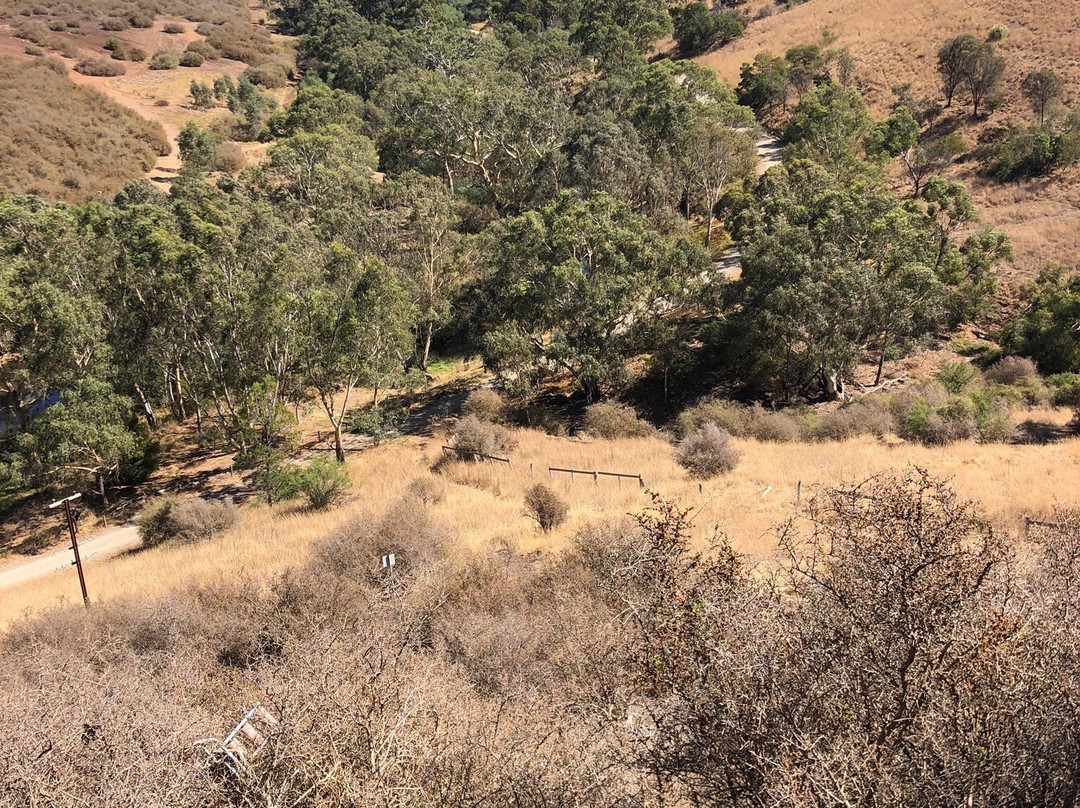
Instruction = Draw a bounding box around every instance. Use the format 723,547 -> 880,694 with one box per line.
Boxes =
0,58 -> 169,199
697,0 -> 1080,287
4,421 -> 1078,625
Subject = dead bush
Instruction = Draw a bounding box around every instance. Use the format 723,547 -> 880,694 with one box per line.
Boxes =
243,62 -> 289,88
675,400 -> 799,442
451,414 -> 516,459
524,484 -> 569,531
408,476 -> 446,505
135,495 -> 235,546
168,497 -> 237,542
184,39 -> 219,59
216,140 -> 245,173
813,398 -> 896,441
461,388 -> 507,423
581,401 -> 655,439
74,57 -> 126,76
676,423 -> 740,477
984,356 -> 1040,386
148,49 -> 180,70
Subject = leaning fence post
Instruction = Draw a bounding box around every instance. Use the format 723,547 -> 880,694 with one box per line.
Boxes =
796,480 -> 802,506
638,474 -> 644,488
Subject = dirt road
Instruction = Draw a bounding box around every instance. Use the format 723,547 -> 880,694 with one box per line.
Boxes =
0,524 -> 141,593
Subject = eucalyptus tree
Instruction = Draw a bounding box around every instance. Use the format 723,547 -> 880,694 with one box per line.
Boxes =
473,191 -> 709,401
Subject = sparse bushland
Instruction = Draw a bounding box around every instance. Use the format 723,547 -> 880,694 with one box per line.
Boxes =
0,59 -> 169,200
8,472 -> 1080,806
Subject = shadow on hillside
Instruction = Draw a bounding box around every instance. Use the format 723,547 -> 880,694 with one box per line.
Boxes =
1013,418 -> 1079,445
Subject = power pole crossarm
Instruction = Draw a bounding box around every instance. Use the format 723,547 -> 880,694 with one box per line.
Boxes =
48,493 -> 89,608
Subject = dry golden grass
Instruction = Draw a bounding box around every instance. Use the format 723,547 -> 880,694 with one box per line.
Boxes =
5,423 -> 1080,626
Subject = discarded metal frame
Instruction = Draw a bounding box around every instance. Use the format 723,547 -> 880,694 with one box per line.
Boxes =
195,705 -> 280,776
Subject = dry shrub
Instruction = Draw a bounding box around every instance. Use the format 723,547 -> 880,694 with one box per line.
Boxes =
813,398 -> 895,441
162,21 -> 185,33
243,61 -> 288,89
461,388 -> 507,423
512,403 -> 568,435
985,356 -> 1040,386
169,497 -> 237,542
676,423 -> 740,477
451,414 -> 516,459
408,476 -> 446,505
314,498 -> 451,584
524,483 -> 569,531
675,399 -> 800,442
99,16 -> 128,30
179,50 -> 204,67
136,495 -> 236,546
216,140 -> 245,173
74,57 -> 126,76
128,10 -> 153,27
184,39 -> 219,59
581,401 -> 655,439
148,49 -> 180,69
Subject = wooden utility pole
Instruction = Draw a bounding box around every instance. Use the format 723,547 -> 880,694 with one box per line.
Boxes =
48,493 -> 88,608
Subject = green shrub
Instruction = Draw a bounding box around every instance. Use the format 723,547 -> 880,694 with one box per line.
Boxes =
73,57 -> 125,76
676,424 -> 740,478
179,51 -> 204,67
148,50 -> 180,70
295,457 -> 351,510
135,496 -> 179,547
1047,373 -> 1080,407
971,392 -> 1014,442
349,405 -> 407,445
936,360 -> 978,393
581,401 -> 654,439
461,389 -> 507,423
24,44 -> 44,55
987,25 -> 1009,41
524,484 -> 569,532
102,36 -> 122,51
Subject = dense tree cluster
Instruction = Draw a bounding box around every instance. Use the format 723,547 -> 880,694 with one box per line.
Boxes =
5,472 -> 1080,806
1,0 -> 1018,503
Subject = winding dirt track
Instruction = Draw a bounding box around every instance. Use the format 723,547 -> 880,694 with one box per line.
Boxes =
0,524 -> 140,594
